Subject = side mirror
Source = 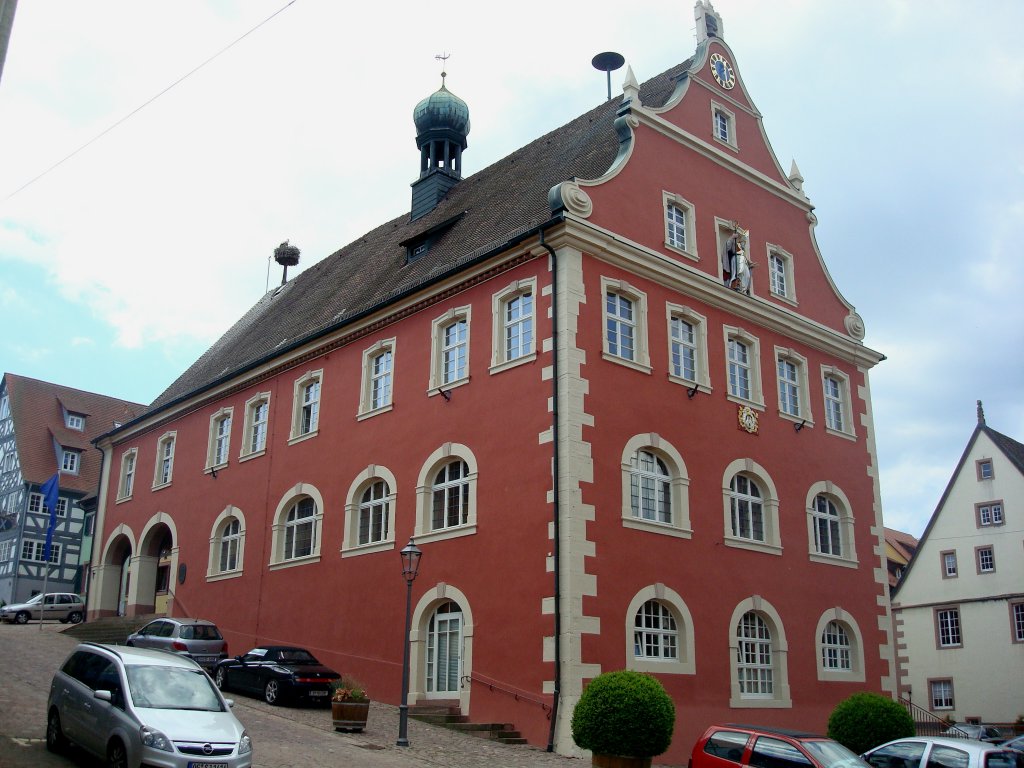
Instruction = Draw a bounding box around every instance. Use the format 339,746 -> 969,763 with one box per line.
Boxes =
94,690 -> 113,702
225,698 -> 234,708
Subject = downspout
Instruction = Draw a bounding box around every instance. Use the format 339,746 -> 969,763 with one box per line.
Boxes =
540,225 -> 562,753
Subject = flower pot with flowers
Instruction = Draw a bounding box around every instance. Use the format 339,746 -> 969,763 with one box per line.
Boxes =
331,675 -> 370,732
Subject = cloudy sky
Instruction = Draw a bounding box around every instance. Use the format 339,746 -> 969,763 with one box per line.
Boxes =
1,1 -> 1022,537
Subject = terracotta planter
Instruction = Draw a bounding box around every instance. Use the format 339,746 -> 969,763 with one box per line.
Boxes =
592,754 -> 653,768
331,700 -> 370,732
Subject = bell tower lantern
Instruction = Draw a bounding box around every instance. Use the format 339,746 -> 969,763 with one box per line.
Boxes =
410,67 -> 471,221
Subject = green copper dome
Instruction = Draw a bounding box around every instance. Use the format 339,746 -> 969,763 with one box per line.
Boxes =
413,84 -> 471,137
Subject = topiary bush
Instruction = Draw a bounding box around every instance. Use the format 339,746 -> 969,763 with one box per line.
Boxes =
827,692 -> 915,755
571,670 -> 675,758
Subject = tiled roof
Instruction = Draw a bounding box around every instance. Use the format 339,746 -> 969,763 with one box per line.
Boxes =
4,373 -> 147,493
984,425 -> 1024,475
148,61 -> 693,412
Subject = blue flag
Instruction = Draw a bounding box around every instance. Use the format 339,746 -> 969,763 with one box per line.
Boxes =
41,472 -> 60,562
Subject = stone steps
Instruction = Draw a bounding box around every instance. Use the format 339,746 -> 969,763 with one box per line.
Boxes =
61,614 -> 157,645
408,703 -> 527,745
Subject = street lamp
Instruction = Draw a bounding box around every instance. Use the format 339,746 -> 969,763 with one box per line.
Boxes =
396,537 -> 422,747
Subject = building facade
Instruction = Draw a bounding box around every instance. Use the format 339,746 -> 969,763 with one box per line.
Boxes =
0,373 -> 145,605
89,4 -> 892,761
892,403 -> 1024,724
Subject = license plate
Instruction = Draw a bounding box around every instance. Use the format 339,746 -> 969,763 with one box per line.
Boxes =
309,690 -> 328,696
188,763 -> 227,768
195,656 -> 218,664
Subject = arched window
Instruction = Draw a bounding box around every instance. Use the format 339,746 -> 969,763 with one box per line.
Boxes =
219,518 -> 241,572
736,611 -> 774,697
359,481 -> 390,545
207,506 -> 246,580
820,620 -> 850,671
343,467 -> 397,556
812,495 -> 841,556
634,600 -> 678,660
730,475 -> 764,541
805,483 -> 857,566
415,444 -> 478,543
631,451 -> 671,523
284,498 -> 316,560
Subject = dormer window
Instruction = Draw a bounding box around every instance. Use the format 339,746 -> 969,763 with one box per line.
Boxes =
407,241 -> 430,263
65,412 -> 85,430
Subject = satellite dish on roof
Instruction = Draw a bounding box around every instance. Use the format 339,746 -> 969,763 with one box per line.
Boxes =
592,51 -> 625,101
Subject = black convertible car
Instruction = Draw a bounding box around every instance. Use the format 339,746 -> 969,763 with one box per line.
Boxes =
212,646 -> 340,705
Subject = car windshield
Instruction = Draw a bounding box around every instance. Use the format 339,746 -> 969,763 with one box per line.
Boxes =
25,594 -> 44,605
126,665 -> 224,711
804,740 -> 871,768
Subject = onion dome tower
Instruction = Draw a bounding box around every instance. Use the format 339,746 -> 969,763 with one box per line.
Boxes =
410,69 -> 470,221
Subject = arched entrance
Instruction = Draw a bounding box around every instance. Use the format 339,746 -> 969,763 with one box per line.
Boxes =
92,527 -> 135,619
409,584 -> 474,714
135,516 -> 178,616
426,601 -> 462,698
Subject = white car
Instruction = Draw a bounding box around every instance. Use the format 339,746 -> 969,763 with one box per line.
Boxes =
47,642 -> 252,768
862,737 -> 1022,768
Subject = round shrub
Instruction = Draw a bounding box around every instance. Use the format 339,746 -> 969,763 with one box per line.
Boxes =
827,692 -> 915,754
571,670 -> 675,758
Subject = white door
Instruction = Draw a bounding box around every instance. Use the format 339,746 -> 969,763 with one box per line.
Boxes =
425,602 -> 462,698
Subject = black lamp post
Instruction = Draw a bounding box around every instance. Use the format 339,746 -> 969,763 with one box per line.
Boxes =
396,538 -> 422,747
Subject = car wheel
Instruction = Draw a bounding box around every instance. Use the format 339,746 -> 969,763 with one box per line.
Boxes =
215,668 -> 229,691
67,611 -> 83,624
46,709 -> 67,754
107,738 -> 128,768
14,611 -> 29,625
264,679 -> 280,705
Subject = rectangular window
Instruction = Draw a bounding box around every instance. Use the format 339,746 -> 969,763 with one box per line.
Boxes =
504,292 -> 533,361
213,415 -> 231,465
977,459 -> 993,480
359,340 -> 396,416
1012,603 -> 1024,643
670,317 -> 696,381
666,305 -> 709,393
942,550 -> 958,578
245,398 -> 269,454
777,358 -> 800,417
976,502 -> 1004,527
930,679 -> 954,710
118,450 -> 136,499
728,338 -> 751,399
824,376 -> 845,431
442,320 -> 468,384
61,450 -> 80,474
301,381 -> 320,434
769,253 -> 786,296
976,546 -> 995,573
28,493 -> 42,514
155,434 -> 175,486
936,608 -> 962,648
606,292 -> 636,361
491,280 -> 536,371
65,412 -> 85,430
56,498 -> 67,518
715,109 -> 730,142
20,539 -> 61,563
666,204 -> 688,251
371,350 -> 393,409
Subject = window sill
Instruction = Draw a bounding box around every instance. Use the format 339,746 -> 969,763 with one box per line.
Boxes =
818,668 -> 865,683
809,553 -> 858,568
667,374 -> 712,395
428,376 -> 470,397
769,290 -> 798,308
357,403 -> 393,421
724,537 -> 782,556
629,657 -> 695,675
269,553 -> 321,571
713,135 -> 739,153
622,517 -> 692,539
341,539 -> 396,558
287,430 -> 319,446
778,411 -> 814,429
413,524 -> 477,545
239,449 -> 266,463
489,353 -> 537,376
726,394 -> 765,411
730,696 -> 792,709
824,426 -> 857,442
151,481 -> 171,492
602,352 -> 652,374
206,570 -> 244,583
664,242 -> 700,263
115,494 -> 133,505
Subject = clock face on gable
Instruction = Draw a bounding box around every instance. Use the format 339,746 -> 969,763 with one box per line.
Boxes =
709,52 -> 736,89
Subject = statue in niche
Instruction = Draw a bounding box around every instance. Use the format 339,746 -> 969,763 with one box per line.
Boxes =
721,223 -> 754,295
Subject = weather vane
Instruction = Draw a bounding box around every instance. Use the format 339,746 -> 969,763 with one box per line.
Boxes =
435,52 -> 450,85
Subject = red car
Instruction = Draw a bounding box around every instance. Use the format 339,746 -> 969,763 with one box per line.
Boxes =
691,724 -> 871,768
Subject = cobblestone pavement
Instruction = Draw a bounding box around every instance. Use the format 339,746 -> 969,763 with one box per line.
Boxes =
0,622 -> 586,768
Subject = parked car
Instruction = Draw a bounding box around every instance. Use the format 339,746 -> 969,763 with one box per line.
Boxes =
691,724 -> 871,768
213,646 -> 341,706
942,725 -> 1006,744
46,642 -> 252,768
126,617 -> 228,670
1002,735 -> 1024,752
862,737 -> 1023,768
0,592 -> 85,624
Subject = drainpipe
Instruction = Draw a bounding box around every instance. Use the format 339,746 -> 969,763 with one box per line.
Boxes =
539,226 -> 561,753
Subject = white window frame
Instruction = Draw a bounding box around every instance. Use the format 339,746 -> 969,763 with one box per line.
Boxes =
774,347 -> 813,426
490,278 -> 537,373
289,370 -> 323,443
342,465 -> 398,556
936,606 -> 962,648
240,392 -> 270,460
21,539 -> 61,563
206,407 -> 233,471
805,482 -> 858,567
666,304 -> 711,395
723,326 -> 763,407
662,191 -> 698,260
65,412 -> 85,430
976,501 -> 1004,527
625,585 -> 696,675
207,506 -> 246,581
359,338 -> 397,418
152,431 -> 176,489
117,448 -> 138,501
930,679 -> 954,710
429,307 -> 471,394
814,609 -> 865,682
601,277 -> 651,373
711,101 -> 738,150
722,459 -> 781,555
941,550 -> 958,578
976,545 -> 995,574
61,449 -> 80,475
414,443 -> 478,544
821,366 -> 856,439
766,245 -> 796,304
269,483 -> 324,569
28,492 -> 43,514
728,597 -> 791,708
620,434 -> 691,538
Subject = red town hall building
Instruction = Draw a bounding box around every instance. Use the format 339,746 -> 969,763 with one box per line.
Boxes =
89,4 -> 892,761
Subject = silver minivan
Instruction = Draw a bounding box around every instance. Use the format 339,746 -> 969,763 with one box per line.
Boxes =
126,617 -> 228,670
47,642 -> 252,768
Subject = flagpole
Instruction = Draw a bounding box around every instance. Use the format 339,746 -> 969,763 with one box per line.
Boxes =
39,558 -> 50,632
39,472 -> 60,632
